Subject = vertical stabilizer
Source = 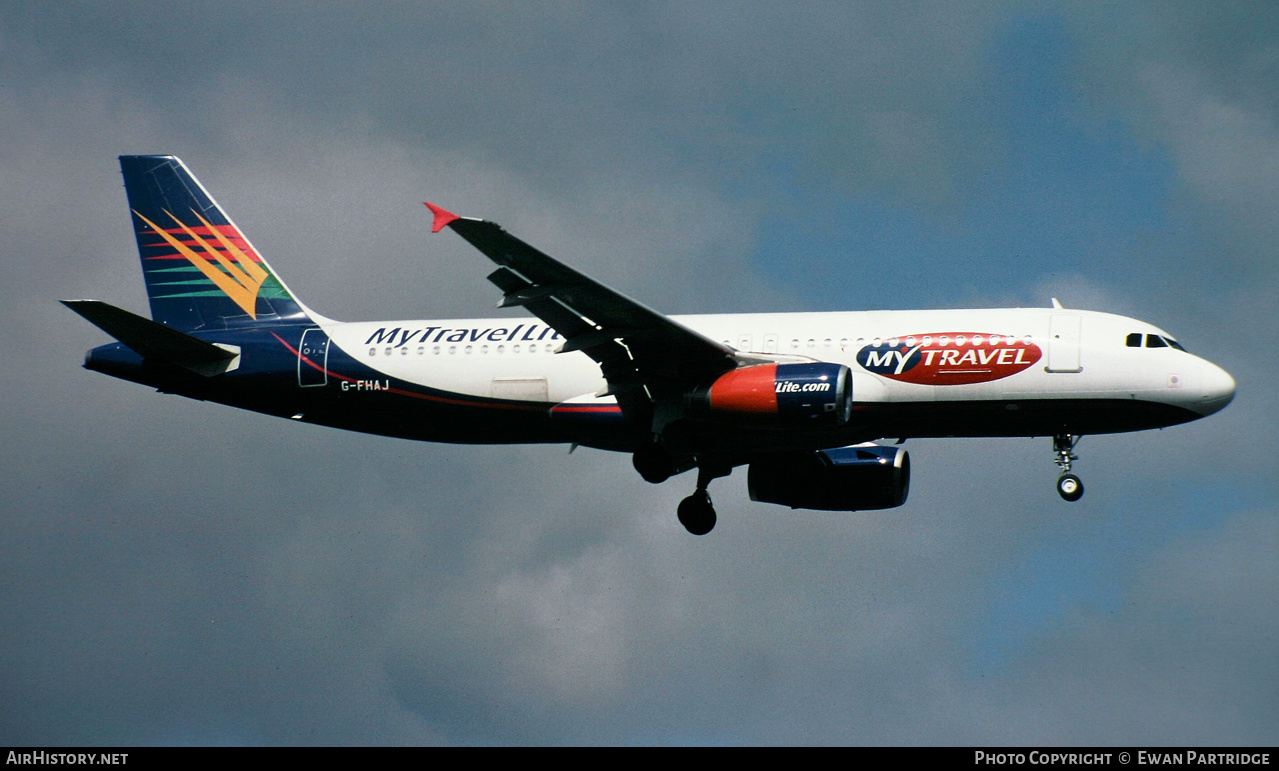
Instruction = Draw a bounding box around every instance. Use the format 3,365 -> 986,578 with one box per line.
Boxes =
119,155 -> 312,330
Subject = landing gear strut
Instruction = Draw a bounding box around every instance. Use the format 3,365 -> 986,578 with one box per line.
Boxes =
677,461 -> 731,535
1052,433 -> 1084,502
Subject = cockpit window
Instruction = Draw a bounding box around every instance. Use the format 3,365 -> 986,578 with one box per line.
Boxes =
1128,332 -> 1188,351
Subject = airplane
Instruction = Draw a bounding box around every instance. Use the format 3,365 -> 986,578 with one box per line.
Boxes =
65,155 -> 1237,535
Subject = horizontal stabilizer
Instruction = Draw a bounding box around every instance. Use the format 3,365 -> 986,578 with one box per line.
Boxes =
62,300 -> 239,376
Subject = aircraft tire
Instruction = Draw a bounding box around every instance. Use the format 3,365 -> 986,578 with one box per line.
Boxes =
1057,473 -> 1084,502
677,491 -> 716,535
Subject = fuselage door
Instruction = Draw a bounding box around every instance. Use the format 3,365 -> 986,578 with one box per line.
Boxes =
298,328 -> 330,387
1046,314 -> 1083,373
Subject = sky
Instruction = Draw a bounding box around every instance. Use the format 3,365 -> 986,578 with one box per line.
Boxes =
1,1 -> 1275,746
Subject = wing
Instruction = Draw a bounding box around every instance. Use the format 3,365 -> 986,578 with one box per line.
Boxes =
426,203 -> 740,403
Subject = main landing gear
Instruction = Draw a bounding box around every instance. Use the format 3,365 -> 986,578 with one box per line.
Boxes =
1052,433 -> 1084,502
633,445 -> 730,535
677,461 -> 732,536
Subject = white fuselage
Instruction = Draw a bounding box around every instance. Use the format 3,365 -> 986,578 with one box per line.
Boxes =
321,307 -> 1236,420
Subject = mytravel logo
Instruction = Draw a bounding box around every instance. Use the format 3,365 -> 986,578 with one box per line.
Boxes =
856,332 -> 1042,385
134,208 -> 269,318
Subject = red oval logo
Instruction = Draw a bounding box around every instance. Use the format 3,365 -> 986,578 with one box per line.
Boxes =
855,333 -> 1042,385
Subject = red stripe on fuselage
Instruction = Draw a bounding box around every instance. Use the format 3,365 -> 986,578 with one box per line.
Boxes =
551,405 -> 622,414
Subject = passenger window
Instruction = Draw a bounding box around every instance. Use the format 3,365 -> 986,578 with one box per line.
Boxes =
1126,333 -> 1142,347
1146,334 -> 1167,348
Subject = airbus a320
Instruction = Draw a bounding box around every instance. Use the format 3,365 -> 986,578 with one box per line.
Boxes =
66,156 -> 1236,534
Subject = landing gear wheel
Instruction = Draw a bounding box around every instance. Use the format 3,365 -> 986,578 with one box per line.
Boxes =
677,490 -> 717,535
1057,473 -> 1084,502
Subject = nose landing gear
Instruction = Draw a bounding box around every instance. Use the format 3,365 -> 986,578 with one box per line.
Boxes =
1053,434 -> 1084,502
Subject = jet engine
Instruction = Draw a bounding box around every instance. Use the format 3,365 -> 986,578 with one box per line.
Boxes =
686,362 -> 852,427
747,445 -> 910,511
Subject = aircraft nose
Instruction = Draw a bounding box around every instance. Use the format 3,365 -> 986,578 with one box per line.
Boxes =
1196,361 -> 1236,416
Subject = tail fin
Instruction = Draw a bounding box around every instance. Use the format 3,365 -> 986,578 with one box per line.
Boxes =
120,155 -> 313,331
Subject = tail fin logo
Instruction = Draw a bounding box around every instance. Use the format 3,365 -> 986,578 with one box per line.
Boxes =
133,208 -> 268,318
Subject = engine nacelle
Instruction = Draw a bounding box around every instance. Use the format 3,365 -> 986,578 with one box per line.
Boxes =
747,445 -> 910,511
687,362 -> 852,427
